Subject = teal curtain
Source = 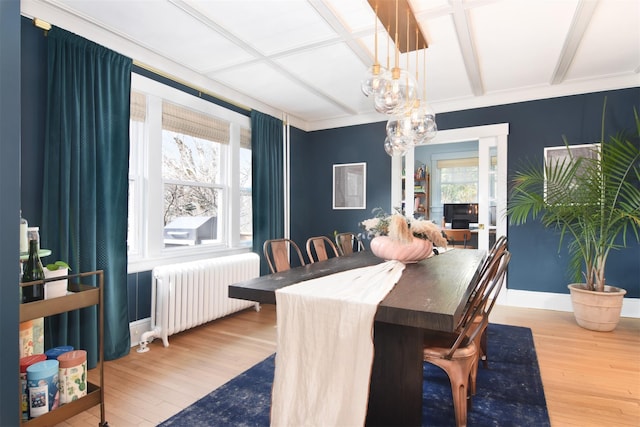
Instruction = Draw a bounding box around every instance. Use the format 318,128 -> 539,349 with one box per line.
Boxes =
42,27 -> 132,365
251,111 -> 284,275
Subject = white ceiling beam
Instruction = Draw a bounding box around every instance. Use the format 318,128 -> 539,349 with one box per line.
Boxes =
551,0 -> 600,85
450,0 -> 484,96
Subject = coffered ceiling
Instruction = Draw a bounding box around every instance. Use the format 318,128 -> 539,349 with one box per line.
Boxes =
21,0 -> 640,131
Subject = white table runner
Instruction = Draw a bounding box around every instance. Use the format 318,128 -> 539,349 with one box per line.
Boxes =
270,260 -> 406,427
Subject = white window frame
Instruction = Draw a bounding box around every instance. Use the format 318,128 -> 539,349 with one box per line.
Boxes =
128,118 -> 146,258
128,74 -> 252,273
431,150 -> 479,207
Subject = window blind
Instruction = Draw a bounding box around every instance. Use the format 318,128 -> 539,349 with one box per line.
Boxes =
240,127 -> 251,150
162,101 -> 230,144
130,91 -> 146,122
437,157 -> 478,169
437,156 -> 496,169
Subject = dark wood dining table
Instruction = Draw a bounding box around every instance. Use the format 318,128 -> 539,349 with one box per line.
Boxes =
229,248 -> 486,426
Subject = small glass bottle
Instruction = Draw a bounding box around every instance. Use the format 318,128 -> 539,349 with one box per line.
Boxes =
27,227 -> 40,251
22,239 -> 45,303
20,211 -> 28,254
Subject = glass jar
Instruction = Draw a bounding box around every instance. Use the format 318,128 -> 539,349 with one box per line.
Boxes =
20,211 -> 28,254
27,227 -> 40,251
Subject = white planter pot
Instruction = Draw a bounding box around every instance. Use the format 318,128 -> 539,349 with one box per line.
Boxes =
44,268 -> 69,299
568,283 -> 627,332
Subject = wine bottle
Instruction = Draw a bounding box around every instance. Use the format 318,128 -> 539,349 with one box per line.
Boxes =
22,239 -> 44,303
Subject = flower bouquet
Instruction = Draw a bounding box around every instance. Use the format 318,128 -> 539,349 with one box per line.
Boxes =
360,208 -> 447,263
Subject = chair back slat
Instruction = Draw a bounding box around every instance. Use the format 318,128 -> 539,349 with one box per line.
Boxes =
263,238 -> 306,273
335,232 -> 364,256
306,236 -> 339,263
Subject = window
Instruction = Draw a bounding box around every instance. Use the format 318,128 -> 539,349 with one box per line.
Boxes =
128,91 -> 146,256
161,102 -> 227,247
128,74 -> 252,270
438,157 -> 478,203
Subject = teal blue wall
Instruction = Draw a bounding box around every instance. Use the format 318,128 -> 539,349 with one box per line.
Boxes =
290,89 -> 640,297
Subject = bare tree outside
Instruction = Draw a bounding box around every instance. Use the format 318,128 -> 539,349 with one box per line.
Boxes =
163,133 -> 219,226
239,146 -> 252,239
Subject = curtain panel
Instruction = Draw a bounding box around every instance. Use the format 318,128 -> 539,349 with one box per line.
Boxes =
42,27 -> 132,365
251,111 -> 284,276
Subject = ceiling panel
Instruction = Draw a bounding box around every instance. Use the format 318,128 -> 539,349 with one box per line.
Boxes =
417,14 -> 474,102
211,60 -> 344,119
58,0 -> 255,71
470,1 -> 578,91
275,42 -> 372,116
189,0 -> 339,56
323,0 -> 376,33
566,0 -> 640,81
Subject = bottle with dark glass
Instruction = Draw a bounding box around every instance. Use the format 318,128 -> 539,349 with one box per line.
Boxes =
21,239 -> 44,303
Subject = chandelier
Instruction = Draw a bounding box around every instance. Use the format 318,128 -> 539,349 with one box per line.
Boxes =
361,0 -> 437,156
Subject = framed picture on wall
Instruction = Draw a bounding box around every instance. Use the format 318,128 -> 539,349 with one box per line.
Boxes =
543,143 -> 599,202
333,162 -> 366,209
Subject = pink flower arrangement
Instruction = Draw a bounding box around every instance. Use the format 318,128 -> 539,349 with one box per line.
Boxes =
360,208 -> 448,248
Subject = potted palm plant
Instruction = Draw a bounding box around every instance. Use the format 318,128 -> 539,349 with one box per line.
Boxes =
507,105 -> 640,331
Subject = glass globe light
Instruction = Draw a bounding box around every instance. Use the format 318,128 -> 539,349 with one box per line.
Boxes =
374,67 -> 417,115
374,78 -> 400,114
386,116 -> 413,140
384,135 -> 409,157
361,64 -> 390,97
410,100 -> 437,145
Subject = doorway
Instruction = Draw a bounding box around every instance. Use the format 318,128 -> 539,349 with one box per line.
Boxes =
391,123 -> 509,251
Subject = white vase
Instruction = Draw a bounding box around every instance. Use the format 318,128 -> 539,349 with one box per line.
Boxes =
568,283 -> 626,332
44,268 -> 69,299
370,236 -> 434,263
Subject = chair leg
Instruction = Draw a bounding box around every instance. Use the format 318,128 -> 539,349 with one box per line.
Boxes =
469,355 -> 478,396
428,354 -> 477,427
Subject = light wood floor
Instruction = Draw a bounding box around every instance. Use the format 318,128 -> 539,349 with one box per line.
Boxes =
55,304 -> 639,427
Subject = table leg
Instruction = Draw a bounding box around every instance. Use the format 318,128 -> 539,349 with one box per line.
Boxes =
366,321 -> 423,426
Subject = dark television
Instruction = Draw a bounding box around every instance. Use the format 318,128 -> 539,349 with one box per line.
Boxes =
443,203 -> 478,226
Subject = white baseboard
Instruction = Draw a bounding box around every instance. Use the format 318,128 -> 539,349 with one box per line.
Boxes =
129,318 -> 151,347
498,289 -> 640,318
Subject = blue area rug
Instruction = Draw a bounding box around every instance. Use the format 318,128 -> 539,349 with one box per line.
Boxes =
159,324 -> 549,426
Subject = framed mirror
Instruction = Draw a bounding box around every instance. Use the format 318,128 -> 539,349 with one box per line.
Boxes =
333,162 -> 366,209
544,143 -> 599,202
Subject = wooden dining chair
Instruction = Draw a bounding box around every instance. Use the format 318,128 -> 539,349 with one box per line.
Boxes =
423,250 -> 511,427
446,229 -> 473,248
478,236 -> 508,278
453,236 -> 508,396
306,236 -> 340,263
334,232 -> 364,256
473,235 -> 508,367
263,238 -> 306,274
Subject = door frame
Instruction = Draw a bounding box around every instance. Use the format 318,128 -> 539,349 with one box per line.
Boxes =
391,123 -> 509,250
